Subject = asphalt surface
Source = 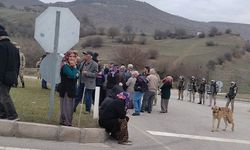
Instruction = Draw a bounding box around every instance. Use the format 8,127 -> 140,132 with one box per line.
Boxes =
0,92 -> 250,150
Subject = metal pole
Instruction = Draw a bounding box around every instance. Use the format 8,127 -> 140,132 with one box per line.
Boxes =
78,87 -> 86,128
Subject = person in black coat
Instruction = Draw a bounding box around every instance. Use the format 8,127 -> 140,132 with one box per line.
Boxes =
0,26 -> 20,120
99,91 -> 132,145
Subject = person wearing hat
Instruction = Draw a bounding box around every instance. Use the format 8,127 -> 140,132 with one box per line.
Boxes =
74,50 -> 98,114
12,42 -> 26,88
99,91 -> 132,145
0,25 -> 19,120
225,81 -> 238,112
198,78 -> 206,104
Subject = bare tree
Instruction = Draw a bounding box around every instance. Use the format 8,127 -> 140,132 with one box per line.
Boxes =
107,27 -> 120,39
113,47 -> 148,69
122,25 -> 135,44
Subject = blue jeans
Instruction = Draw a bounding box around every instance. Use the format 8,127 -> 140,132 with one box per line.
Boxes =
133,91 -> 143,113
74,83 -> 85,112
85,89 -> 94,112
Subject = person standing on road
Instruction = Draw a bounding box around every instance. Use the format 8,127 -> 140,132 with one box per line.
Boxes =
188,76 -> 197,103
126,71 -> 138,109
160,76 -> 173,113
225,81 -> 238,112
177,76 -> 185,100
0,25 -> 19,120
209,80 -> 218,106
198,78 -> 206,105
58,50 -> 79,126
76,51 -> 98,114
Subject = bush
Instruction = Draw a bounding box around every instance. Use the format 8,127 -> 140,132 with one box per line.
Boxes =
81,37 -> 103,48
232,50 -> 242,59
0,2 -> 5,8
197,32 -> 205,38
217,56 -> 225,65
225,29 -> 232,34
224,53 -> 232,61
208,26 -> 218,37
113,47 -> 148,69
147,49 -> 159,59
175,28 -> 187,39
243,40 -> 250,52
139,36 -> 147,45
206,60 -> 216,71
97,27 -> 106,35
206,41 -> 216,46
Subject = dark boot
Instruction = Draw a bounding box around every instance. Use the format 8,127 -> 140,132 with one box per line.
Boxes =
22,82 -> 25,88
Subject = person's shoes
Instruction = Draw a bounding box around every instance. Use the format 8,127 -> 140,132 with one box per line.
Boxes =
197,102 -> 202,104
147,111 -> 151,113
8,117 -> 20,121
22,82 -> 25,88
140,110 -> 144,113
42,87 -> 48,89
118,140 -> 133,145
160,111 -> 166,113
132,112 -> 140,116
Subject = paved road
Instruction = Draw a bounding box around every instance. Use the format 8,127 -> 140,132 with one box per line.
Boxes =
1,92 -> 250,150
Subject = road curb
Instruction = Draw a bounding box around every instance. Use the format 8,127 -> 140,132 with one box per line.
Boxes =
0,120 -> 109,143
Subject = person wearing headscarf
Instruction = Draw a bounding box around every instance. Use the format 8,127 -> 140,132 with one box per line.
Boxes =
57,50 -> 79,126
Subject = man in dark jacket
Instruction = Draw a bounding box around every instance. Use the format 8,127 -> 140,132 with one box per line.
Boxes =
0,25 -> 19,120
99,91 -> 132,145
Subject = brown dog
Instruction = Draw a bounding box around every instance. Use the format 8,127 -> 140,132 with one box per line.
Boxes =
211,106 -> 234,132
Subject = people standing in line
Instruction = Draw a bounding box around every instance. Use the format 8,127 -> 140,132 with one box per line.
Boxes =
188,76 -> 197,103
57,50 -> 79,126
0,25 -> 19,120
106,65 -> 122,97
198,78 -> 206,105
96,64 -> 106,105
99,92 -> 132,145
225,81 -> 238,112
141,69 -> 159,113
142,66 -> 150,77
160,76 -> 173,113
177,76 -> 185,100
209,80 -> 218,106
12,42 -> 25,88
132,74 -> 148,116
126,71 -> 138,109
124,64 -> 133,82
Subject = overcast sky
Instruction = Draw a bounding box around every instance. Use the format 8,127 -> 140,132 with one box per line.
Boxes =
39,0 -> 250,24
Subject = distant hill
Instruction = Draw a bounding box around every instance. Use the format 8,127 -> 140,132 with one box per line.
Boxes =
1,0 -> 250,39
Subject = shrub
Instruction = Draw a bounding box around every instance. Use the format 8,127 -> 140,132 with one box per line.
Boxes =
147,49 -> 159,59
225,29 -> 232,34
224,53 -> 232,61
0,2 -> 5,8
81,37 -> 103,48
232,50 -> 242,59
139,36 -> 147,45
197,32 -> 205,38
175,28 -> 187,39
97,27 -> 106,35
206,41 -> 216,46
243,40 -> 250,52
206,60 -> 216,71
217,56 -> 225,65
208,26 -> 218,37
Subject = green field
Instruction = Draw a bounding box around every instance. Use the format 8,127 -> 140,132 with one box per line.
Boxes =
10,79 -> 98,128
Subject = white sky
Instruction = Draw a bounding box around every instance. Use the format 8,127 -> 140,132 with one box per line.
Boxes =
39,0 -> 250,24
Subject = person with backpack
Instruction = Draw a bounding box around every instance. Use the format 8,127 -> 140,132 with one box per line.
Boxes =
132,74 -> 148,116
209,80 -> 218,106
225,81 -> 238,112
188,76 -> 197,102
198,78 -> 206,104
177,76 -> 185,100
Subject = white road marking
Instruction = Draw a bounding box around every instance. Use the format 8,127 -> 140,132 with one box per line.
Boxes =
0,146 -> 40,150
147,131 -> 250,145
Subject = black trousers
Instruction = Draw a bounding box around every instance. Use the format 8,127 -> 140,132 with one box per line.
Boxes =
0,82 -> 18,119
141,91 -> 155,113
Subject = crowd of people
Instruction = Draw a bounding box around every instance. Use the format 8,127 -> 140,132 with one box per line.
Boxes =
177,76 -> 238,112
0,24 -> 239,145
